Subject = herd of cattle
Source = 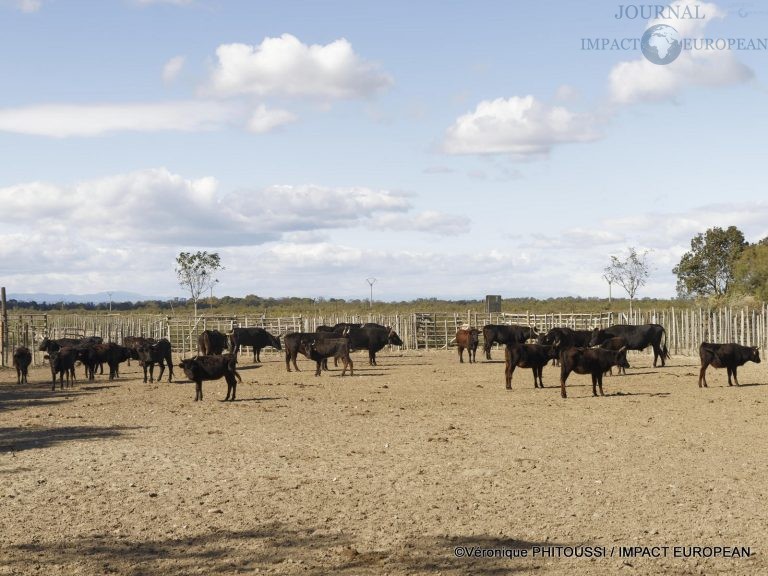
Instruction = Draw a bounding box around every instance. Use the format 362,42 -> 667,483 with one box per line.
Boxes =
7,322 -> 403,401
456,323 -> 761,398
7,321 -> 762,400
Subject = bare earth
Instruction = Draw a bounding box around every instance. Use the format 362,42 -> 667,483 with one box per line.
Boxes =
1,349 -> 766,576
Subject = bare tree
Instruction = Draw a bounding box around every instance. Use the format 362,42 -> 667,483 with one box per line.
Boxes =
175,251 -> 223,318
605,248 -> 650,314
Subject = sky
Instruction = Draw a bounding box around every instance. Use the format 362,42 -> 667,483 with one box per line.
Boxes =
0,0 -> 766,301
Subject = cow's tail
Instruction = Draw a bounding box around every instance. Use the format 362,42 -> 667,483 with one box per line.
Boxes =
234,368 -> 243,383
662,327 -> 670,360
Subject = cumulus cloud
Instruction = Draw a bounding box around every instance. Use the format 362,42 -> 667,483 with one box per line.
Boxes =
0,170 -> 465,245
609,0 -> 754,104
246,105 -> 297,133
442,96 -> 602,157
162,56 -> 186,84
609,49 -> 753,104
0,101 -> 238,137
0,170 -> 472,296
207,34 -> 393,99
0,33 -> 391,137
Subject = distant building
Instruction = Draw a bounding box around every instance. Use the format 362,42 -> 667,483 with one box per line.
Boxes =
485,295 -> 502,313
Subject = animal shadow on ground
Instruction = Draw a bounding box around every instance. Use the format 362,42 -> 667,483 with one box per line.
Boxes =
0,425 -> 140,453
2,524 -> 571,575
0,381 -> 93,414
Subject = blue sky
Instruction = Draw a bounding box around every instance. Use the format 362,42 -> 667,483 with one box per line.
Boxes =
0,0 -> 766,301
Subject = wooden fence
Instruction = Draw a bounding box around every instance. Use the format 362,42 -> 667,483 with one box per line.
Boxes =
2,307 -> 767,366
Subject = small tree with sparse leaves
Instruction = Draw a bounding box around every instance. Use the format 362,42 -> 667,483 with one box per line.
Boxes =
605,247 -> 650,314
175,251 -> 223,318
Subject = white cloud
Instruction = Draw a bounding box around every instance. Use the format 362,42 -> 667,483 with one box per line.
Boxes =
609,50 -> 753,104
207,34 -> 393,99
246,105 -> 297,133
442,96 -> 601,157
162,56 -> 186,84
609,0 -> 753,104
135,0 -> 192,5
0,101 -> 238,137
370,211 -> 471,235
0,170 -> 473,296
0,170 -> 463,246
16,0 -> 40,12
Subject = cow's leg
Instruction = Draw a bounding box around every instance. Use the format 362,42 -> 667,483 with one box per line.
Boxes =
315,360 -> 322,377
505,363 -> 513,389
732,366 -> 740,386
285,352 -> 292,372
195,381 -> 202,401
726,367 -> 733,386
369,350 -> 376,366
698,364 -> 708,387
157,362 -> 166,382
559,368 -> 569,398
458,347 -> 464,363
142,364 -> 148,383
597,373 -> 605,396
224,374 -> 236,401
484,343 -> 492,361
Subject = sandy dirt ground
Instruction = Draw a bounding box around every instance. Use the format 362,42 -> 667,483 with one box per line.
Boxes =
1,347 -> 766,576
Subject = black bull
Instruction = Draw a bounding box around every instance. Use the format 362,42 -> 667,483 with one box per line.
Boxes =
345,326 -> 403,366
589,324 -> 670,367
698,342 -> 761,387
482,325 -> 538,360
229,327 -> 282,363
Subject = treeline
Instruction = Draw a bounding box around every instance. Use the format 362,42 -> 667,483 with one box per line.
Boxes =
6,294 -> 694,316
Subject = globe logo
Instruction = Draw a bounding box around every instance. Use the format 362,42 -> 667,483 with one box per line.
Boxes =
641,24 -> 682,65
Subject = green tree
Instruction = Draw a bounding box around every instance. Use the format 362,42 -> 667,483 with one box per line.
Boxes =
673,226 -> 746,298
175,251 -> 223,317
605,247 -> 650,314
732,239 -> 768,301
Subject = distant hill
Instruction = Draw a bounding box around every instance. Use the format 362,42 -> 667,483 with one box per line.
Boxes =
6,291 -> 164,304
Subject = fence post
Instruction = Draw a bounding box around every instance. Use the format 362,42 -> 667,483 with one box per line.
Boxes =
0,287 -> 7,367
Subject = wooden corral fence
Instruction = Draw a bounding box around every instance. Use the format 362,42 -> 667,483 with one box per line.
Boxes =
1,307 -> 768,366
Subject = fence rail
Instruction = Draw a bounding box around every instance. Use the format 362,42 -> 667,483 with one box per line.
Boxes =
2,307 -> 767,366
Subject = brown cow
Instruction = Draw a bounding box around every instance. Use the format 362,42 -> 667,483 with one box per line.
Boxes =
456,327 -> 480,363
